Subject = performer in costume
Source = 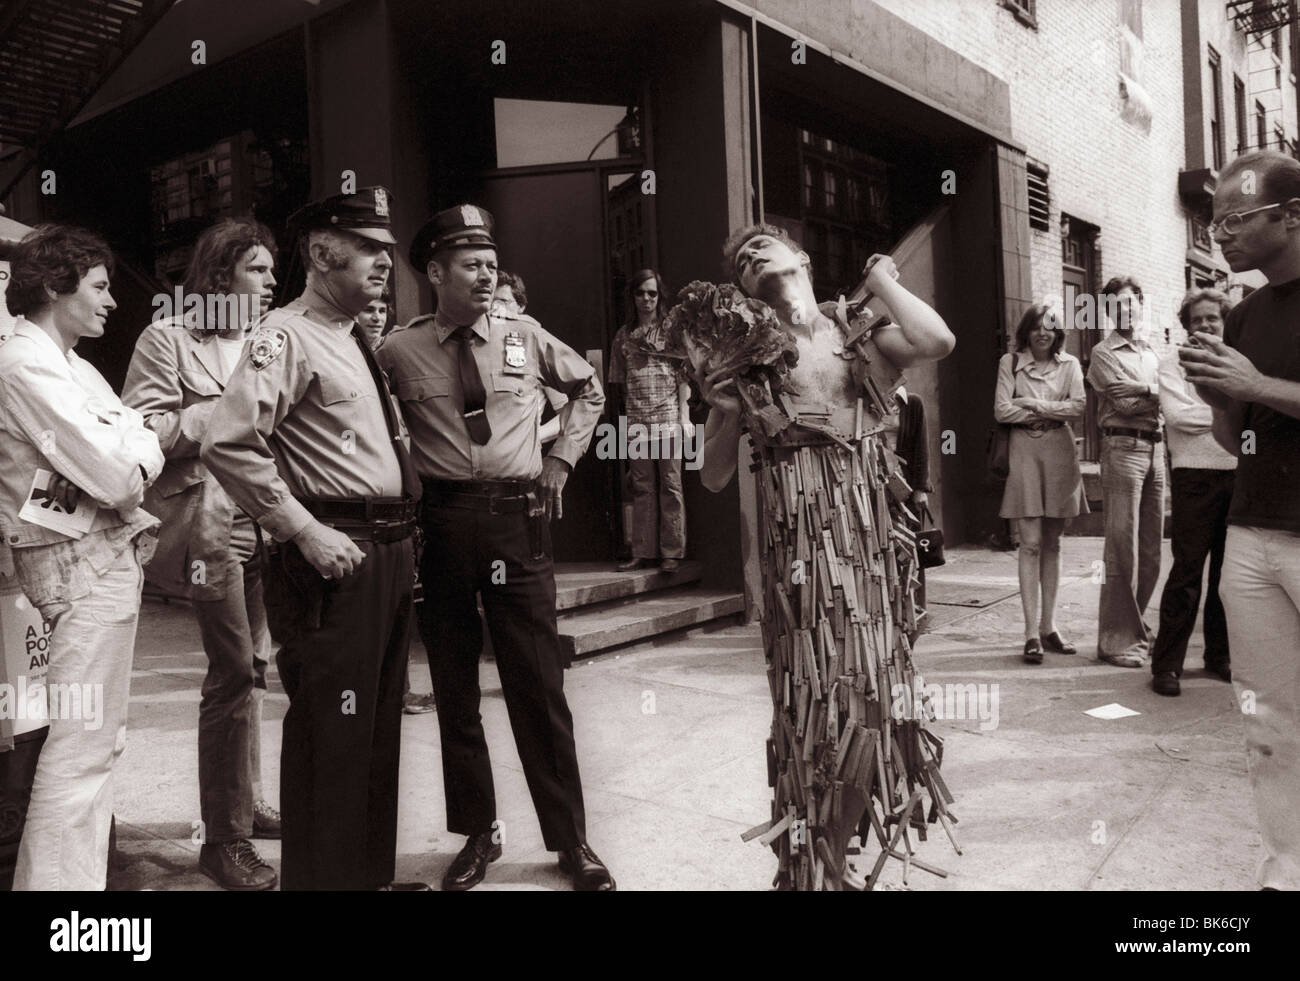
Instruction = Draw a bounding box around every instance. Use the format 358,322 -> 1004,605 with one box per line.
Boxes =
695,224 -> 956,890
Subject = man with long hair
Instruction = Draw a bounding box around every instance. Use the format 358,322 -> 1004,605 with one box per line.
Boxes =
123,217 -> 281,889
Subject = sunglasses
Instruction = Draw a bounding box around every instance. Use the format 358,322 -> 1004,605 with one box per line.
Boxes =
634,289 -> 658,298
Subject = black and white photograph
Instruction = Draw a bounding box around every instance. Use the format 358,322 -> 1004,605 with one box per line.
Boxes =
0,0 -> 1293,959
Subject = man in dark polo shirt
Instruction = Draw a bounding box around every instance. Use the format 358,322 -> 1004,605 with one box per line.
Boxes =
1181,150 -> 1300,891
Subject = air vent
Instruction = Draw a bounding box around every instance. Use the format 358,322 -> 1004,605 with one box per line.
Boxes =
1027,159 -> 1050,231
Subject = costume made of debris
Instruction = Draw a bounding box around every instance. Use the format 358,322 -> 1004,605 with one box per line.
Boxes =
743,302 -> 958,891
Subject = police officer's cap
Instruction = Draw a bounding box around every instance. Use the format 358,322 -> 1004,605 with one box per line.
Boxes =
409,204 -> 496,272
287,186 -> 397,246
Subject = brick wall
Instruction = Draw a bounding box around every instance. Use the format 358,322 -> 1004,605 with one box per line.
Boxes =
870,0 -> 1195,357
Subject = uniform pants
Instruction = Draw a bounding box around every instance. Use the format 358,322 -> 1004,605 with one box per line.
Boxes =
192,550 -> 271,843
629,437 -> 686,560
1097,435 -> 1165,659
418,504 -> 586,851
264,537 -> 413,890
1150,468 -> 1233,677
14,546 -> 142,891
1219,525 -> 1300,890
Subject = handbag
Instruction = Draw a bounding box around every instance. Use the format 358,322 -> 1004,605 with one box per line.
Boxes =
915,504 -> 946,569
986,424 -> 1011,481
986,356 -> 1019,481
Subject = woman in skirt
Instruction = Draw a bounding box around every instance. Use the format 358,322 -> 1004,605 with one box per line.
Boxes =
995,302 -> 1087,664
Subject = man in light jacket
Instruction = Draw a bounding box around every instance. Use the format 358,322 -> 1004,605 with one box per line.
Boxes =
0,224 -> 164,890
123,217 -> 281,889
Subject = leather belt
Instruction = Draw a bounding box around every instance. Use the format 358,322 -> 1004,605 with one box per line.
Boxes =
421,478 -> 534,514
1013,420 -> 1064,431
1103,427 -> 1162,443
300,497 -> 419,522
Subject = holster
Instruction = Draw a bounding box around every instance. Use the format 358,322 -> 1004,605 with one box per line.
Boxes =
262,539 -> 329,640
525,490 -> 547,561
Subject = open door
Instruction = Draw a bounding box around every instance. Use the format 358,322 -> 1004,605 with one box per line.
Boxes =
479,161 -> 650,561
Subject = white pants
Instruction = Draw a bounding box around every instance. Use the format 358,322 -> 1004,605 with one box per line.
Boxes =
14,547 -> 142,891
1219,525 -> 1300,890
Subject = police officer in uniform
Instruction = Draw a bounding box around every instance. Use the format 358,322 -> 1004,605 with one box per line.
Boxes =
201,187 -> 426,891
378,204 -> 615,891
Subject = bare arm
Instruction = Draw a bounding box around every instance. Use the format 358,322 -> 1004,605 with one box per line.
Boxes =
864,256 -> 955,369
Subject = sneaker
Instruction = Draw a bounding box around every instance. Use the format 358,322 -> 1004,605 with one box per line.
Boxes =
199,840 -> 278,891
252,799 -> 281,839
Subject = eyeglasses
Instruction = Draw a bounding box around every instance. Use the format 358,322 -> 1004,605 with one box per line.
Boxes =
634,289 -> 658,298
1207,202 -> 1281,237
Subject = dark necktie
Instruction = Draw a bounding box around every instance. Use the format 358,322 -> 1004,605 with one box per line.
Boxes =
455,325 -> 493,445
350,326 -> 422,499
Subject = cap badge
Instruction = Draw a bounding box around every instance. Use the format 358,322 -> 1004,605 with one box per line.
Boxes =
374,188 -> 389,218
461,204 -> 485,227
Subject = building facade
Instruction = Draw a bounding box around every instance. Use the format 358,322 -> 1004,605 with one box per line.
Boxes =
4,0 -> 1296,606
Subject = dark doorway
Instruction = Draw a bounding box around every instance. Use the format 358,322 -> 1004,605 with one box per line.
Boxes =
479,159 -> 652,561
1061,215 -> 1101,462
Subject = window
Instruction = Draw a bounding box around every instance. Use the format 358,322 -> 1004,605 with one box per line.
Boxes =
1257,100 -> 1268,152
1208,47 -> 1225,170
1276,125 -> 1287,151
1000,0 -> 1036,28
1027,158 -> 1051,231
1234,75 -> 1247,155
1272,28 -> 1282,59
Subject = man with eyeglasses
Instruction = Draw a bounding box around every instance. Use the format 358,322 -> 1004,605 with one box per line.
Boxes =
1179,149 -> 1300,892
1085,275 -> 1164,668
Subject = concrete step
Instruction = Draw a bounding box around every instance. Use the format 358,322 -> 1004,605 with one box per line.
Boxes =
557,586 -> 745,661
554,560 -> 703,612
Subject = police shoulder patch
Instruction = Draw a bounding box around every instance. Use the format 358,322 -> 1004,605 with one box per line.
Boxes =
249,327 -> 288,369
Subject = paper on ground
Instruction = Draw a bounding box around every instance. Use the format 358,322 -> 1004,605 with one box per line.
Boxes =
1085,702 -> 1141,720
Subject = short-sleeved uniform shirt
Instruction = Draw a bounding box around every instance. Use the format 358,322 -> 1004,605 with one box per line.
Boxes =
201,298 -> 403,542
375,309 -> 604,482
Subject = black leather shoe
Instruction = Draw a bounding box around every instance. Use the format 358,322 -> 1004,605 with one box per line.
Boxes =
252,799 -> 281,839
1205,661 -> 1232,683
378,881 -> 432,891
1022,638 -> 1043,664
442,832 -> 501,891
1040,631 -> 1077,655
618,558 -> 650,572
1152,671 -> 1181,697
556,843 -> 616,891
199,840 -> 278,891
660,558 -> 680,573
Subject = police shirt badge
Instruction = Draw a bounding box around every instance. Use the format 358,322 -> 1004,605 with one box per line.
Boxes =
504,331 -> 526,370
461,204 -> 485,227
374,188 -> 389,218
249,327 -> 288,369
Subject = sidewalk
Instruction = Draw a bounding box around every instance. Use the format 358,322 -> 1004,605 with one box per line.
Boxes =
109,537 -> 1256,890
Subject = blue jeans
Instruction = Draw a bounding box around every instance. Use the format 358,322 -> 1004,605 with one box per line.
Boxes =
192,550 -> 271,843
1097,435 -> 1164,659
